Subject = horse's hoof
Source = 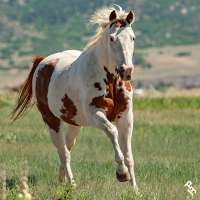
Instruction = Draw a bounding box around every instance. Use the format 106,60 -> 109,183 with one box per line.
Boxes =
116,171 -> 130,182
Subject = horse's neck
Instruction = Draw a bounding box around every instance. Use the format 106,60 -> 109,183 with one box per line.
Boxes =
87,30 -> 116,75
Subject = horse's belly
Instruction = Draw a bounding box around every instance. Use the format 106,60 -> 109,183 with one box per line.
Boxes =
72,106 -> 91,126
60,96 -> 91,126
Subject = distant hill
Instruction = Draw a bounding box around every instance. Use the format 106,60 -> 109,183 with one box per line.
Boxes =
0,0 -> 200,69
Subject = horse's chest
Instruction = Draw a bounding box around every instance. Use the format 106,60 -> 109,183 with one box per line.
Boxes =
106,82 -> 130,121
90,81 -> 131,122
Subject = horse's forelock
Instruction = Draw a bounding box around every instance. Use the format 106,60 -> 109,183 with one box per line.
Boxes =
84,5 -> 129,50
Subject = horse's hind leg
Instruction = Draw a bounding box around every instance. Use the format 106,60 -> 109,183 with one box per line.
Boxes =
65,124 -> 82,151
59,124 -> 82,183
44,119 -> 75,186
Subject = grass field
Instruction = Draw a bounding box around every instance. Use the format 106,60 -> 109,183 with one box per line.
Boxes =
0,94 -> 200,199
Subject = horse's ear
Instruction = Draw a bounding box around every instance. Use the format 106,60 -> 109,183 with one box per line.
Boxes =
109,10 -> 117,21
126,11 -> 134,24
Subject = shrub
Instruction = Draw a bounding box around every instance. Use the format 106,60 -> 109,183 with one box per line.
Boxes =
133,53 -> 152,68
0,132 -> 17,143
55,183 -> 74,200
176,51 -> 191,56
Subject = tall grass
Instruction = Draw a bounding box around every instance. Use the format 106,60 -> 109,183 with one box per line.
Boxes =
0,92 -> 200,199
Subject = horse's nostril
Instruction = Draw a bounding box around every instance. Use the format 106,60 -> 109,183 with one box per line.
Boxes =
119,66 -> 125,73
126,75 -> 131,80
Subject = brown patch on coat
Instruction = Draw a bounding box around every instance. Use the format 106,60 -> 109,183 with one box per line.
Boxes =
103,66 -> 115,100
110,19 -> 127,28
36,58 -> 61,133
94,82 -> 102,90
90,66 -> 131,122
60,94 -> 78,126
115,20 -> 127,28
124,81 -> 131,92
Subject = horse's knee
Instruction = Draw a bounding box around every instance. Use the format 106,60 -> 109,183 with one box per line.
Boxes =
115,152 -> 124,164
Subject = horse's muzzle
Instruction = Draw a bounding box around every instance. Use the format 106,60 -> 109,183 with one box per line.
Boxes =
118,66 -> 134,81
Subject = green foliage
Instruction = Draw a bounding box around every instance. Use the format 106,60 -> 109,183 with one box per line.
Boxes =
133,53 -> 152,68
19,51 -> 32,56
55,183 -> 74,200
155,81 -> 173,90
0,132 -> 17,143
0,47 -> 13,60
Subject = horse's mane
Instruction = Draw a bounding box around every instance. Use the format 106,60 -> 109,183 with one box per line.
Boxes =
84,5 -> 128,50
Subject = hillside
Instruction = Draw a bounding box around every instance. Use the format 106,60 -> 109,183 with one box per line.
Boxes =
133,44 -> 200,89
0,0 -> 200,70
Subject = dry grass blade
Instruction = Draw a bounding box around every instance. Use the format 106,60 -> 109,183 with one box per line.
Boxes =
16,158 -> 32,200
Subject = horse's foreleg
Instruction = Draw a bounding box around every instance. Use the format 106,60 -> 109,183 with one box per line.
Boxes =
46,121 -> 75,186
89,110 -> 130,182
59,124 -> 82,183
115,109 -> 138,190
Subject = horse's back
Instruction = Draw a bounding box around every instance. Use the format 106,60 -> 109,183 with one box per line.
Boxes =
33,50 -> 81,101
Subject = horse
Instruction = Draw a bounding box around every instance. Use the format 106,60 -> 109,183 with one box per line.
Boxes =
11,5 -> 138,190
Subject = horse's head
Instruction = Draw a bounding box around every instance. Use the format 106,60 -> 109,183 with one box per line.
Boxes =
108,10 -> 135,81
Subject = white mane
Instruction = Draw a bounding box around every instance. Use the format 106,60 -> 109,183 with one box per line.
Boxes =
84,5 -> 129,50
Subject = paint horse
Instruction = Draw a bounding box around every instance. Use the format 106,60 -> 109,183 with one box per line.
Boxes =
11,6 -> 138,190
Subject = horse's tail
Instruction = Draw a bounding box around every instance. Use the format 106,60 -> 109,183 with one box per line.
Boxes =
10,54 -> 45,123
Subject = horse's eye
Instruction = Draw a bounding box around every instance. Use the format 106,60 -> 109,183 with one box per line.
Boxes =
110,37 -> 114,42
132,38 -> 135,41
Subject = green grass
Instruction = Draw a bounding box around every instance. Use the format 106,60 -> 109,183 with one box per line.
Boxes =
0,96 -> 200,199
133,96 -> 200,110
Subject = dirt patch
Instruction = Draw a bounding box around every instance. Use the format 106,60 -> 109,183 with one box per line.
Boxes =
10,69 -> 19,74
0,69 -> 29,89
145,55 -> 199,67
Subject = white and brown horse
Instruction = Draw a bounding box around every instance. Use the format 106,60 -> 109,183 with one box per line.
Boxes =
11,6 -> 137,190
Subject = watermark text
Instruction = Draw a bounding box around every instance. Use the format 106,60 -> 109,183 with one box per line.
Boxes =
184,181 -> 196,196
